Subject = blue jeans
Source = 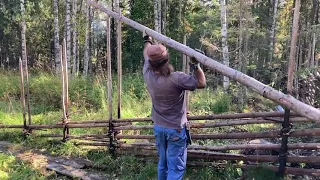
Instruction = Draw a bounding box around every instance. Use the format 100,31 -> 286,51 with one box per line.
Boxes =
154,124 -> 187,180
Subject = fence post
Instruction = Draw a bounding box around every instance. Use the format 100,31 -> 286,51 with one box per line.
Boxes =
116,0 -> 122,120
19,58 -> 28,134
106,15 -> 115,155
61,40 -> 70,142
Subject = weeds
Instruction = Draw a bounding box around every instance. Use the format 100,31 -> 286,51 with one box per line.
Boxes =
0,72 -> 290,179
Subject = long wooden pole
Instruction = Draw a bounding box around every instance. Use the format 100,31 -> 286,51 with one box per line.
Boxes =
120,142 -> 320,151
19,58 -> 27,130
0,123 -> 110,129
60,44 -> 67,122
118,149 -> 320,164
24,52 -> 32,126
86,0 -> 320,122
182,35 -> 190,112
186,163 -> 320,177
113,118 -> 310,130
116,0 -> 122,119
107,15 -> 112,126
279,0 -> 301,176
116,128 -> 320,139
106,15 -> 115,154
64,38 -> 70,137
62,112 -> 304,124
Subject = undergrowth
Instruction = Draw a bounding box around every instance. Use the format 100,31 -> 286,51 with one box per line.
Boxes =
0,71 -> 285,179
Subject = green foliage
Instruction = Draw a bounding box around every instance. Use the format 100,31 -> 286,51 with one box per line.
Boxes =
245,166 -> 280,180
190,88 -> 233,115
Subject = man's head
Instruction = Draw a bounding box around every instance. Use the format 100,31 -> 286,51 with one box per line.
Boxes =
147,44 -> 173,76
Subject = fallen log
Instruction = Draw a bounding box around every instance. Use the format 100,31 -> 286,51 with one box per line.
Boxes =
87,0 -> 320,122
46,162 -> 108,179
116,128 -> 320,140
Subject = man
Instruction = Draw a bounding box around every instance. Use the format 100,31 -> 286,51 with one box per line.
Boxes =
142,31 -> 206,180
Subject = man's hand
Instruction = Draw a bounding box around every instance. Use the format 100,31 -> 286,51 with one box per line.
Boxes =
143,29 -> 153,44
190,49 -> 204,64
189,49 -> 204,71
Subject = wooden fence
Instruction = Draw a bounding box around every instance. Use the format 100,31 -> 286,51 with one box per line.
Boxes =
1,0 -> 319,177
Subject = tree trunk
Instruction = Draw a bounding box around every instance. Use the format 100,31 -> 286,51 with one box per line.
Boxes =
268,0 -> 279,65
220,0 -> 230,90
83,2 -> 90,76
21,0 -> 32,126
287,0 -> 300,95
88,7 -> 93,75
72,0 -> 78,76
54,0 -> 60,74
161,0 -> 166,35
154,0 -> 161,32
237,0 -> 248,112
65,0 -> 71,74
21,0 -> 27,70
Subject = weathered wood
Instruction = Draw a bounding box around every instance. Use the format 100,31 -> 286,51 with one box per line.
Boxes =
279,0 -> 301,175
60,44 -> 67,122
87,0 -> 320,122
116,128 -> 320,140
66,112 -> 302,124
0,123 -> 110,129
38,134 -> 107,139
106,15 -> 112,129
119,149 -> 320,164
116,0 -> 122,119
74,142 -> 108,146
242,164 -> 320,177
47,162 -> 107,179
19,59 -> 27,129
120,142 -> 320,151
56,121 -> 131,126
187,162 -> 320,177
113,118 -> 310,130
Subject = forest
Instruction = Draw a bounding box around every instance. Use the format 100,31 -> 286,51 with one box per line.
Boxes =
0,0 -> 320,179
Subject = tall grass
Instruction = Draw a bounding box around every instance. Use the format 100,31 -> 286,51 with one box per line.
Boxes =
0,71 -> 283,179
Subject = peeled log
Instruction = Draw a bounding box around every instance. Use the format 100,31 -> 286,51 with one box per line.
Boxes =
63,112 -> 303,124
118,149 -> 320,164
116,128 -> 320,140
113,118 -> 310,130
87,0 -> 320,122
120,142 -> 320,151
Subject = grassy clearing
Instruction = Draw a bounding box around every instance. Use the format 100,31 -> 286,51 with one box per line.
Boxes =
0,152 -> 65,180
0,71 -> 287,179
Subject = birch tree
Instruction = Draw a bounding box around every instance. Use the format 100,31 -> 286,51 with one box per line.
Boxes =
72,0 -> 78,76
161,0 -> 166,35
21,0 -> 26,67
154,0 -> 161,32
83,2 -> 90,76
54,0 -> 60,74
220,0 -> 230,90
268,0 -> 279,65
65,0 -> 71,73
